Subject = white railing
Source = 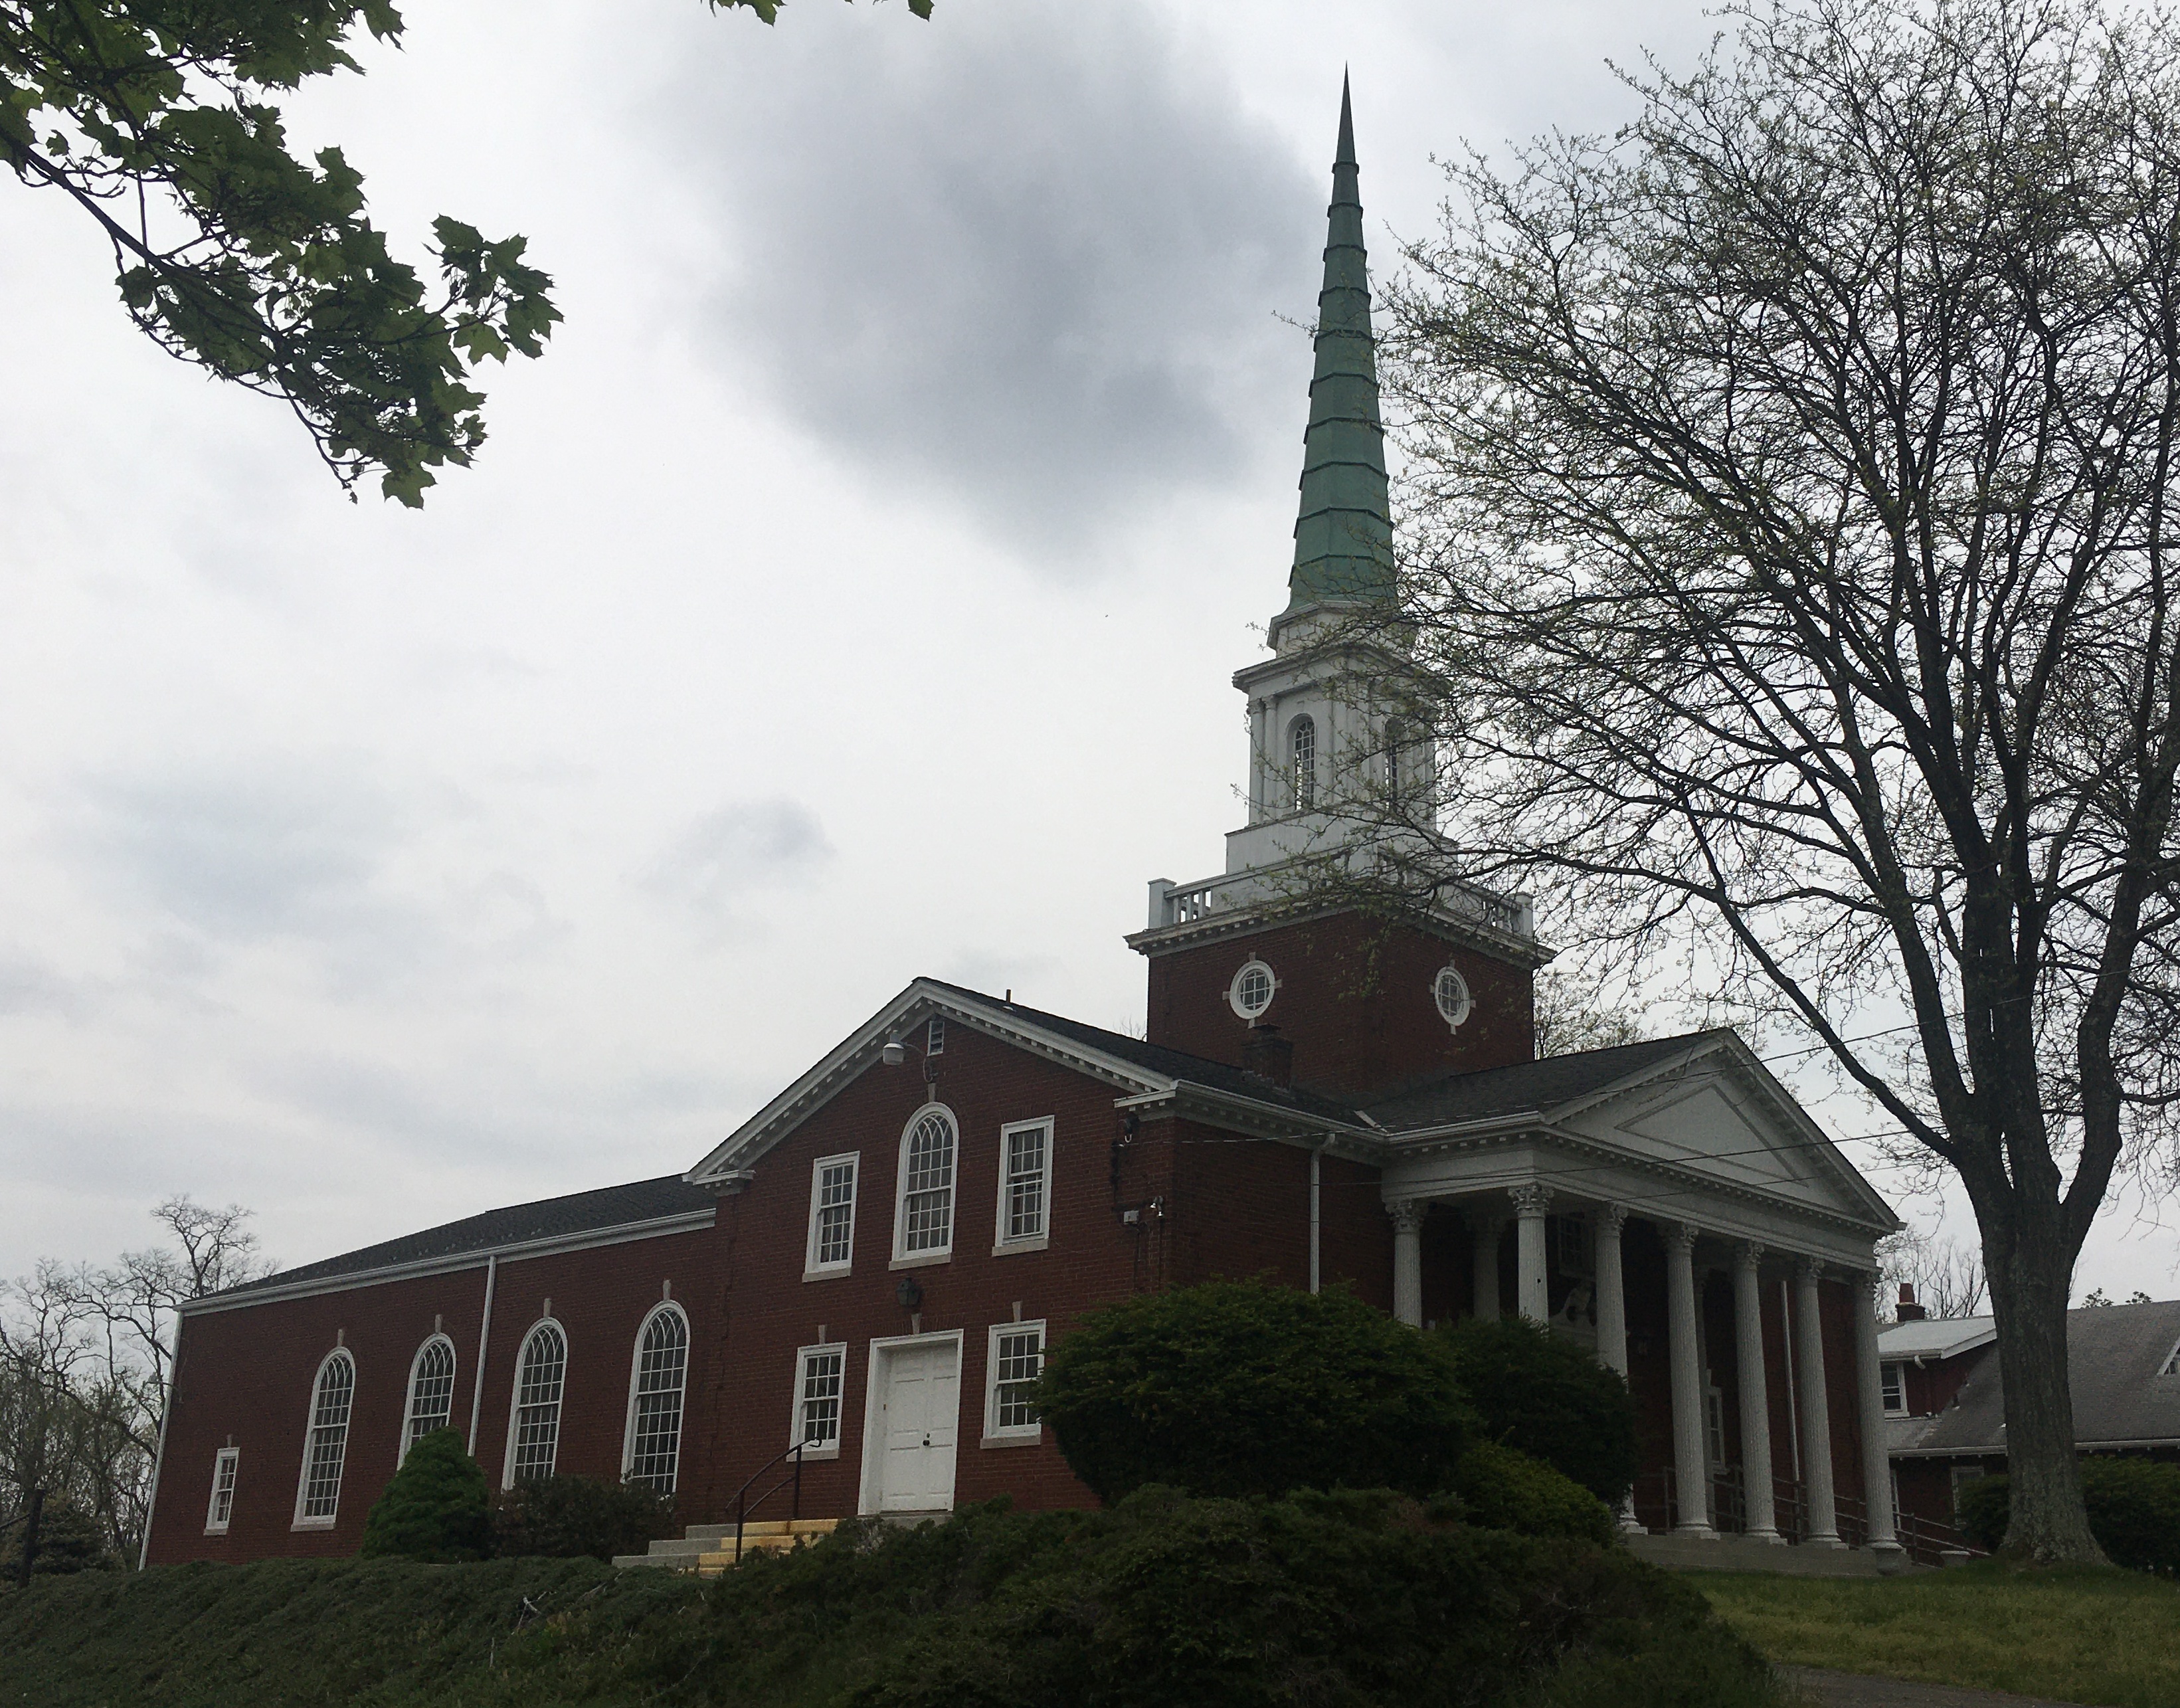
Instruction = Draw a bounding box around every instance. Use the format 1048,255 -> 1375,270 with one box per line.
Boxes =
1144,864 -> 1534,939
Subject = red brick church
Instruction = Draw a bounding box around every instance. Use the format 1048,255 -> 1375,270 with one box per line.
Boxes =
143,88 -> 1906,1569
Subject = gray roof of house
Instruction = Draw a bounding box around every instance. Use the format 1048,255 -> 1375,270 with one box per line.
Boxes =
209,1173 -> 715,1301
1878,1315 -> 1997,1362
1906,1298 -> 2180,1454
1360,1032 -> 1732,1131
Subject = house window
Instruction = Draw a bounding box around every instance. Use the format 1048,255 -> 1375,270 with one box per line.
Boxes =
998,1119 -> 1051,1248
2161,1339 -> 2180,1377
205,1448 -> 239,1535
1433,965 -> 1473,1030
625,1305 -> 688,1493
1228,959 -> 1277,1021
896,1107 -> 958,1258
1704,1382 -> 1727,1467
1290,715 -> 1317,811
806,1153 -> 859,1275
507,1321 -> 567,1485
1383,717 -> 1404,796
295,1351 -> 355,1526
1881,1361 -> 1906,1416
926,1017 -> 946,1056
402,1336 -> 458,1460
986,1321 -> 1045,1438
1554,1214 -> 1593,1278
793,1343 -> 846,1453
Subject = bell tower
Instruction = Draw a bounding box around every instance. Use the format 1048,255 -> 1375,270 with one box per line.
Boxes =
1129,80 -> 1548,1101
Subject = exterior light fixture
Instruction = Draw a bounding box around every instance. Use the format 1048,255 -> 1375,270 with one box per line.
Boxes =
895,1276 -> 924,1312
880,1036 -> 907,1066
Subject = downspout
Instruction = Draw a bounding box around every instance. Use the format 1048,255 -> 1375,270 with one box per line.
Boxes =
137,1317 -> 181,1570
1779,1276 -> 1801,1481
468,1253 -> 498,1456
1309,1143 -> 1323,1295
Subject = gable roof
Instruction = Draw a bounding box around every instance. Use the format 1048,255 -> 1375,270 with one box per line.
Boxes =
1878,1315 -> 1998,1363
1902,1298 -> 2180,1454
1360,1033 -> 1729,1130
183,1174 -> 715,1313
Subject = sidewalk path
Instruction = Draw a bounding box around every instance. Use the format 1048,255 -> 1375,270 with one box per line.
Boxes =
1785,1666 -> 2092,1708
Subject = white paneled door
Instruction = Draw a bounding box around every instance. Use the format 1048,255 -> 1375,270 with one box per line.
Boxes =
874,1338 -> 960,1513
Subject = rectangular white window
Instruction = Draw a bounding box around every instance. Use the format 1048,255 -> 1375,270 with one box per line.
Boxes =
1554,1215 -> 1592,1276
926,1017 -> 945,1055
996,1119 -> 1051,1248
205,1448 -> 239,1534
1881,1361 -> 1906,1416
805,1153 -> 860,1276
793,1343 -> 847,1454
986,1321 -> 1045,1439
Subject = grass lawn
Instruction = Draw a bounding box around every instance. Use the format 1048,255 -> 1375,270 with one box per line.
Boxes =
1698,1565 -> 2180,1708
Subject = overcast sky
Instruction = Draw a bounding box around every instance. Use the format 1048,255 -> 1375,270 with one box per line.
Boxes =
3,0 -> 2171,1301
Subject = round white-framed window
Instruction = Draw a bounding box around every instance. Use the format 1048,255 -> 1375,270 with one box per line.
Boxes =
1432,965 -> 1473,1030
1228,959 -> 1277,1021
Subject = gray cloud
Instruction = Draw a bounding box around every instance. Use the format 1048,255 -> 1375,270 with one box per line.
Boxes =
666,1 -> 1318,556
0,951 -> 92,1020
640,798 -> 835,929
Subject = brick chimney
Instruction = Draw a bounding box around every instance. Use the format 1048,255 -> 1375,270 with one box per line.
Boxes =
1896,1282 -> 1927,1322
1242,1023 -> 1294,1087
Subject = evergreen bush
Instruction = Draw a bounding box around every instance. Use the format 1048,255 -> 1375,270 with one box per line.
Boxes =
1443,1440 -> 1619,1545
1032,1278 -> 1477,1502
359,1428 -> 493,1562
492,1473 -> 676,1561
1953,1458 -> 2180,1572
0,1499 -> 118,1576
1439,1315 -> 1639,1506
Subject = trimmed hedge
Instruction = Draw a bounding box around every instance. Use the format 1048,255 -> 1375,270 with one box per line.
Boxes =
359,1428 -> 492,1563
1955,1458 -> 2180,1572
1447,1440 -> 1619,1545
1439,1315 -> 1639,1507
490,1473 -> 676,1561
1034,1279 -> 1477,1502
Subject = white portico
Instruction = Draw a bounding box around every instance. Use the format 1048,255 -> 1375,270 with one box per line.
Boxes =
1372,1031 -> 1902,1555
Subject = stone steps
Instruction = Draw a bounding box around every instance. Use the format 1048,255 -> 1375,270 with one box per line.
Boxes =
615,1517 -> 840,1572
1627,1532 -> 1916,1577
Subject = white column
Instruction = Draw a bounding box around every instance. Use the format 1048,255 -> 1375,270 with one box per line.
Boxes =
1389,1198 -> 1425,1327
1733,1243 -> 1781,1542
1469,1208 -> 1502,1320
1510,1183 -> 1553,1323
1853,1269 -> 1902,1559
1795,1258 -> 1844,1547
1593,1204 -> 1645,1535
1666,1222 -> 1715,1537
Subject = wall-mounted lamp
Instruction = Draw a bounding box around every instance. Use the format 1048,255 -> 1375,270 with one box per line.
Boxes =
895,1276 -> 924,1312
880,1036 -> 907,1067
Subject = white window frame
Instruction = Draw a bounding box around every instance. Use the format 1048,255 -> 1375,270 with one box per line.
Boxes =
621,1301 -> 691,1493
291,1348 -> 356,1531
1880,1361 -> 1908,1416
1432,964 -> 1473,1030
804,1151 -> 860,1279
993,1118 -> 1052,1254
399,1333 -> 460,1465
926,1016 -> 946,1056
205,1446 -> 239,1535
983,1320 -> 1046,1445
790,1341 -> 848,1460
891,1103 -> 960,1268
1227,959 -> 1278,1021
502,1317 -> 569,1489
2160,1336 -> 2180,1378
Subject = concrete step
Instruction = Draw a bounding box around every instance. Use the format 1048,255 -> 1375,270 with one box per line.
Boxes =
618,1516 -> 843,1572
1627,1532 -> 1918,1578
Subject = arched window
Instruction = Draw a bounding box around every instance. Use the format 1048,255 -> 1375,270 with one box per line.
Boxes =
401,1336 -> 458,1462
1383,718 -> 1405,797
895,1105 -> 958,1259
624,1305 -> 689,1493
294,1350 -> 355,1526
507,1321 -> 567,1486
1290,715 -> 1318,812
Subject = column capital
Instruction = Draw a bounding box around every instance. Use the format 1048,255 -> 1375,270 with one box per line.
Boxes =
1669,1220 -> 1702,1255
1735,1240 -> 1766,1272
1597,1202 -> 1630,1236
1508,1182 -> 1554,1218
1386,1197 -> 1427,1235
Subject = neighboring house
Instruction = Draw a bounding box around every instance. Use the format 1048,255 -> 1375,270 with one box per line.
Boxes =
1880,1293 -> 2180,1541
140,87 -> 1909,1570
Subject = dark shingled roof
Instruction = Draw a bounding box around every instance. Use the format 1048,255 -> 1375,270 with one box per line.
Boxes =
1359,1032 -> 1731,1132
1910,1298 -> 2180,1453
211,1174 -> 714,1300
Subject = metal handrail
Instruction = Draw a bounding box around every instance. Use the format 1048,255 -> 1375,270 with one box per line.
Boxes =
727,1438 -> 814,1566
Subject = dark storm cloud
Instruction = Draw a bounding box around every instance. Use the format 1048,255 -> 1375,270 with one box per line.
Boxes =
670,1 -> 1320,555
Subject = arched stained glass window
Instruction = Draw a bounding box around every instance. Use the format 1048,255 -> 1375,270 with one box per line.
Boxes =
296,1351 -> 355,1523
625,1307 -> 689,1493
403,1336 -> 457,1460
1291,715 -> 1318,812
509,1323 -> 567,1485
897,1107 -> 957,1256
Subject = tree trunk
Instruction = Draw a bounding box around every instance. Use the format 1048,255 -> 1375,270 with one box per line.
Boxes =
1987,1234 -> 2106,1565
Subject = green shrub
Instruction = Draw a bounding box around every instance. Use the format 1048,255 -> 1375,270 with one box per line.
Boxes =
491,1473 -> 676,1561
1445,1440 -> 1619,1545
1953,1458 -> 2180,1572
1032,1278 -> 1477,1502
1439,1315 -> 1639,1506
0,1499 -> 118,1576
359,1427 -> 492,1562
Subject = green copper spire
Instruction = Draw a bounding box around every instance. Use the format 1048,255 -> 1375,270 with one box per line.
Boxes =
1279,74 -> 1394,633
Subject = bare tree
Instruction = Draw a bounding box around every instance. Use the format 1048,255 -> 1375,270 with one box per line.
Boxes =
1879,1226 -> 1990,1319
1376,0 -> 2180,1561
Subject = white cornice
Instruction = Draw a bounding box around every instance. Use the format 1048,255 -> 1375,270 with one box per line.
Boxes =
1125,898 -> 1550,969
